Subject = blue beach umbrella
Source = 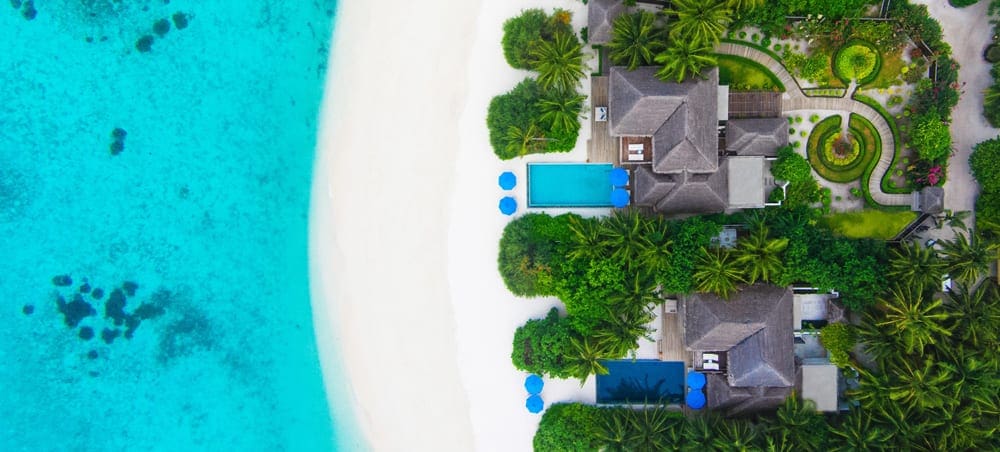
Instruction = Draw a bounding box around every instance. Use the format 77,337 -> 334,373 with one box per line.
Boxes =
611,188 -> 630,208
526,394 -> 544,413
686,389 -> 706,410
499,171 -> 517,190
609,167 -> 629,187
524,374 -> 544,394
499,196 -> 517,215
687,371 -> 706,391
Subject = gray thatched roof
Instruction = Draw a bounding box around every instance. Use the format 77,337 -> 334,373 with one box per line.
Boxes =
684,284 -> 795,388
633,166 -> 677,206
705,374 -> 793,416
608,66 -> 719,174
588,0 -> 626,45
919,186 -> 944,214
726,118 -> 788,156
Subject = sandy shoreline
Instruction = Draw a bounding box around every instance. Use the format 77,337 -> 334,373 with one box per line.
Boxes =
310,0 -> 480,450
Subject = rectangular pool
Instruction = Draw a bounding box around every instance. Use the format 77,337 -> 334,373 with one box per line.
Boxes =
527,163 -> 614,207
596,360 -> 686,405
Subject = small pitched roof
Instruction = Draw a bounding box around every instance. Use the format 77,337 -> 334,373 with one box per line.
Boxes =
609,66 -> 719,174
633,165 -> 728,215
727,156 -> 766,208
918,186 -> 944,214
726,118 -> 788,156
588,0 -> 626,45
705,374 -> 793,416
684,284 -> 795,388
633,166 -> 677,206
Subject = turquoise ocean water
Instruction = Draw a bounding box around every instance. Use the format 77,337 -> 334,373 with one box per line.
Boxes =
0,1 -> 353,450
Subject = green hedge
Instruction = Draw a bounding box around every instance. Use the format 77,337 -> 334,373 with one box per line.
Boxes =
806,114 -> 879,183
716,54 -> 785,91
853,94 -> 910,196
833,40 -> 882,85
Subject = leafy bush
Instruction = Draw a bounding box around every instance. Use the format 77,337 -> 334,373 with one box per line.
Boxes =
820,323 -> 856,367
970,137 -> 1000,192
511,308 -> 576,378
497,212 -> 575,296
486,78 -> 579,159
533,404 -> 603,452
909,111 -> 952,163
986,45 -> 1000,63
772,144 -> 812,183
501,9 -> 572,70
948,0 -> 980,7
833,41 -> 880,83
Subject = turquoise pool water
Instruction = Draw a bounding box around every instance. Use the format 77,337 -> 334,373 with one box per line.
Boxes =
527,163 -> 614,207
596,360 -> 686,404
0,1 -> 355,450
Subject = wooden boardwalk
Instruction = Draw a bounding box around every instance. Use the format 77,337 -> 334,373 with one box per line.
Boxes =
658,302 -> 689,366
588,76 -> 619,165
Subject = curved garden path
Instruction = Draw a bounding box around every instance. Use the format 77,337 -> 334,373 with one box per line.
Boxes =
718,42 -> 912,206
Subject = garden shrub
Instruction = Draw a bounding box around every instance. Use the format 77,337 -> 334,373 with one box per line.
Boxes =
497,212 -> 575,296
487,78 -> 578,159
948,0 -> 980,7
772,145 -> 812,183
970,137 -> 1000,192
833,41 -> 880,84
820,323 -> 856,367
986,45 -> 1000,63
909,111 -> 952,163
501,9 -> 573,70
534,404 -> 603,452
511,308 -> 576,378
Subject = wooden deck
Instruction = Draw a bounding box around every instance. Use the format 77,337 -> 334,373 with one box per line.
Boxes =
728,91 -> 782,118
588,76 -> 620,165
658,302 -> 689,366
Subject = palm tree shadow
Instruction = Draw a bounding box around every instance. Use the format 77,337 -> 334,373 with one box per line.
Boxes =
602,374 -> 683,404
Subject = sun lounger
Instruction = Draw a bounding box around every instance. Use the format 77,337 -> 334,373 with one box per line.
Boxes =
628,153 -> 644,161
628,143 -> 644,151
703,362 -> 720,371
703,353 -> 719,361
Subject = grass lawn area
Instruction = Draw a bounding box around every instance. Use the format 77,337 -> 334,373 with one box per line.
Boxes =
715,54 -> 784,91
864,51 -> 905,89
823,210 -> 917,239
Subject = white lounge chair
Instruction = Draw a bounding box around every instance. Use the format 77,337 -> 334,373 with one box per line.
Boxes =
703,353 -> 720,361
703,362 -> 720,371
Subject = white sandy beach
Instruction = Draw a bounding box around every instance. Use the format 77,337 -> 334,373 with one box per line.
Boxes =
311,0 -> 599,450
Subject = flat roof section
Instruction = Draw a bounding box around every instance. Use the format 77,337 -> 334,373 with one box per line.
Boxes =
727,156 -> 765,208
801,360 -> 839,412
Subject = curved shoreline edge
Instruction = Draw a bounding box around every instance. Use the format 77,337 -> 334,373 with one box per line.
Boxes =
309,0 -> 480,450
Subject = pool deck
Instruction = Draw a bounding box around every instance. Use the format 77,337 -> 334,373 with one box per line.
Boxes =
587,76 -> 619,165
658,302 -> 689,368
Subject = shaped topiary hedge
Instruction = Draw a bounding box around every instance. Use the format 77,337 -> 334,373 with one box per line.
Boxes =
833,40 -> 881,84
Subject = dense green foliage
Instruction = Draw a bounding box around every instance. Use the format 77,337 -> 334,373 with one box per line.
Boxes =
534,403 -> 603,452
497,211 -> 574,296
820,323 -> 856,367
486,78 -> 579,159
511,308 -> 575,378
666,0 -> 732,45
530,32 -> 586,93
501,9 -> 572,70
972,138 -> 1000,231
949,0 -> 980,6
770,145 -> 811,183
908,111 -> 952,163
607,11 -> 665,70
833,41 -> 880,83
736,0 -> 877,35
654,40 -> 718,83
986,61 -> 1000,127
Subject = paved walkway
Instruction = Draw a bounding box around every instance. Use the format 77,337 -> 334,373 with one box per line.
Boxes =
717,42 -> 912,206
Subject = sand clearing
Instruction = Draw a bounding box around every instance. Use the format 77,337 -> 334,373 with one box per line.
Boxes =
310,0 -> 480,450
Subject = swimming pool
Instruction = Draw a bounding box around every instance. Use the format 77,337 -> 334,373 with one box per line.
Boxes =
527,163 -> 614,207
597,360 -> 686,404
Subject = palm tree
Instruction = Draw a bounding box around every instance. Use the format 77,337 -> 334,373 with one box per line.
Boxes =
599,208 -> 656,263
536,89 -> 585,133
608,11 -> 666,70
711,418 -> 759,452
725,0 -> 764,13
945,281 -> 1000,348
595,408 -> 630,451
624,407 -> 674,450
734,227 -> 788,284
666,0 -> 732,45
566,215 -> 606,261
767,395 -> 826,451
886,358 -> 956,410
876,284 -> 952,354
693,247 -> 745,299
828,408 -> 891,452
937,210 -> 971,231
564,335 -> 609,383
939,232 -> 997,284
681,414 -> 718,452
593,307 -> 654,358
856,314 -> 904,364
654,39 -> 718,83
529,32 -> 586,93
504,123 -> 545,157
887,241 -> 945,292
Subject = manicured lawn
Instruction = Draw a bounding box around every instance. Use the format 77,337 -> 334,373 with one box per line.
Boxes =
864,50 -> 906,89
715,54 -> 784,91
823,210 -> 918,239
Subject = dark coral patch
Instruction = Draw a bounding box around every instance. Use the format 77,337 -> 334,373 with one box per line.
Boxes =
111,128 -> 127,139
79,283 -> 91,294
79,326 -> 94,340
134,302 -> 165,320
136,35 -> 154,53
21,0 -> 35,20
91,288 -> 104,300
87,350 -> 99,360
22,304 -> 34,315
172,12 -> 189,30
123,315 -> 140,339
105,288 -> 127,326
101,328 -> 120,344
122,281 -> 138,297
153,18 -> 170,37
52,274 -> 72,286
57,294 -> 96,328
110,141 -> 124,155
11,0 -> 22,9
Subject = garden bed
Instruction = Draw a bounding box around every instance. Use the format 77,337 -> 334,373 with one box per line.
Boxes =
807,114 -> 879,183
715,54 -> 784,91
